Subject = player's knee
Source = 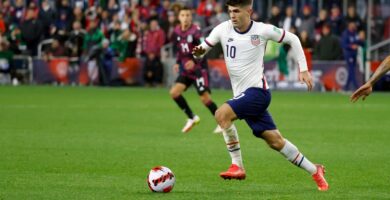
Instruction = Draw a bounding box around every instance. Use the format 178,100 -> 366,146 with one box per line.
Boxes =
268,139 -> 284,150
169,89 -> 180,98
215,108 -> 229,128
264,131 -> 285,150
200,95 -> 211,105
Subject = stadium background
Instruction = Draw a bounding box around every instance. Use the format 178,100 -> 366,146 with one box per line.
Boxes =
0,0 -> 390,91
1,0 -> 390,199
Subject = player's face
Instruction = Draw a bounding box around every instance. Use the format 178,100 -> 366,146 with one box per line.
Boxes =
178,10 -> 192,27
227,5 -> 252,30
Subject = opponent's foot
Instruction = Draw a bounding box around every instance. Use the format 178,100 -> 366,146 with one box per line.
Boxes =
312,164 -> 329,191
220,164 -> 246,180
181,115 -> 200,133
213,125 -> 223,134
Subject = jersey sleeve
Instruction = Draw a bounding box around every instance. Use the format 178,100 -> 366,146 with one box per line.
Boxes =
198,22 -> 224,52
262,23 -> 308,72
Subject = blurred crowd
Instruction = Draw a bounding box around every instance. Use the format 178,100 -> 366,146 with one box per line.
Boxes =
0,0 -> 389,87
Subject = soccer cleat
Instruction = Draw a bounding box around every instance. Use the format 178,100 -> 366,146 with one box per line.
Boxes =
220,164 -> 246,180
213,125 -> 223,134
312,164 -> 329,191
181,115 -> 200,133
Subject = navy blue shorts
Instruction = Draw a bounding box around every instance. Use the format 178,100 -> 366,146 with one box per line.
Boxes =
227,87 -> 277,137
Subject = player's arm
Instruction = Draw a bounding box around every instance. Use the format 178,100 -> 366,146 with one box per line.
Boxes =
350,55 -> 390,102
192,23 -> 223,58
263,24 -> 313,90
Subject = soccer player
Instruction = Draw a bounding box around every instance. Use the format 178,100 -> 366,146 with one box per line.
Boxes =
192,0 -> 328,191
169,7 -> 222,133
351,56 -> 390,102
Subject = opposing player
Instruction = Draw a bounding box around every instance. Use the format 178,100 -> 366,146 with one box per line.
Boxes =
170,7 -> 222,133
192,0 -> 328,191
351,55 -> 390,102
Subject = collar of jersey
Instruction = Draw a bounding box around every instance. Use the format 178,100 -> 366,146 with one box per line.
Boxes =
233,20 -> 253,35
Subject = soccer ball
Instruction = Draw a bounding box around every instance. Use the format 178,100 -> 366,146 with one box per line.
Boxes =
147,166 -> 175,193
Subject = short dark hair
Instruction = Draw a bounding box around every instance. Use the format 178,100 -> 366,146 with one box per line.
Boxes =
226,0 -> 252,7
179,6 -> 192,13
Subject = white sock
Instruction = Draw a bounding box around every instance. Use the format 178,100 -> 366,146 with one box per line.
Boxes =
222,124 -> 244,169
279,139 -> 317,175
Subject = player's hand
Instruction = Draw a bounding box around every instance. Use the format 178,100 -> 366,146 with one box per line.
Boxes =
350,82 -> 373,103
184,60 -> 195,70
299,71 -> 313,91
192,45 -> 206,57
173,64 -> 179,73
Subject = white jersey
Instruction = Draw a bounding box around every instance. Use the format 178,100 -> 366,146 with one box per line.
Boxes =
200,20 -> 308,96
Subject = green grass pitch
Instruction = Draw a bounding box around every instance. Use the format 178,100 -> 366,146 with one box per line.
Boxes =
0,86 -> 389,199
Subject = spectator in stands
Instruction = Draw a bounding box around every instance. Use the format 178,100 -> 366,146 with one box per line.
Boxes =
143,49 -> 163,87
196,0 -> 216,25
314,24 -> 343,60
142,19 -> 165,86
67,21 -> 86,59
38,0 -> 56,39
329,4 -> 344,37
83,20 -> 105,85
143,19 -> 165,58
268,5 -> 282,27
57,0 -> 73,22
13,0 -> 25,25
6,24 -> 24,55
345,5 -> 364,31
282,6 -> 299,33
300,30 -> 314,50
1,0 -> 13,26
20,8 -> 43,56
44,38 -> 67,60
107,0 -> 120,18
72,6 -> 86,28
298,5 -> 316,39
315,9 -> 329,41
0,13 -> 5,35
0,39 -> 13,83
209,3 -> 229,27
99,39 -> 115,86
115,28 -> 137,61
342,21 -> 363,91
109,20 -> 122,56
83,20 -> 104,60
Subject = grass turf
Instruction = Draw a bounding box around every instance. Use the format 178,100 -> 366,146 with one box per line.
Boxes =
0,86 -> 389,199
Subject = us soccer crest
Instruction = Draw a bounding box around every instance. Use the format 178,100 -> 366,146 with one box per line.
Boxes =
251,35 -> 260,46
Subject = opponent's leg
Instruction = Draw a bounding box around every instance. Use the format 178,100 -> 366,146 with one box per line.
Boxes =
170,83 -> 199,133
199,92 -> 222,133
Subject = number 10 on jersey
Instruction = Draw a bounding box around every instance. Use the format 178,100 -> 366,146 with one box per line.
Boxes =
226,45 -> 236,58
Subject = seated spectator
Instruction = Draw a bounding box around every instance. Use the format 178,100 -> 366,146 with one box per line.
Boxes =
0,39 -> 13,82
314,24 -> 343,60
315,9 -> 329,41
45,38 -> 67,59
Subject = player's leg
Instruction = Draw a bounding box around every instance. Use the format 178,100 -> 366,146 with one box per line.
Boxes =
199,92 -> 223,134
261,129 -> 329,191
169,78 -> 199,133
215,103 -> 245,179
195,70 -> 222,133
